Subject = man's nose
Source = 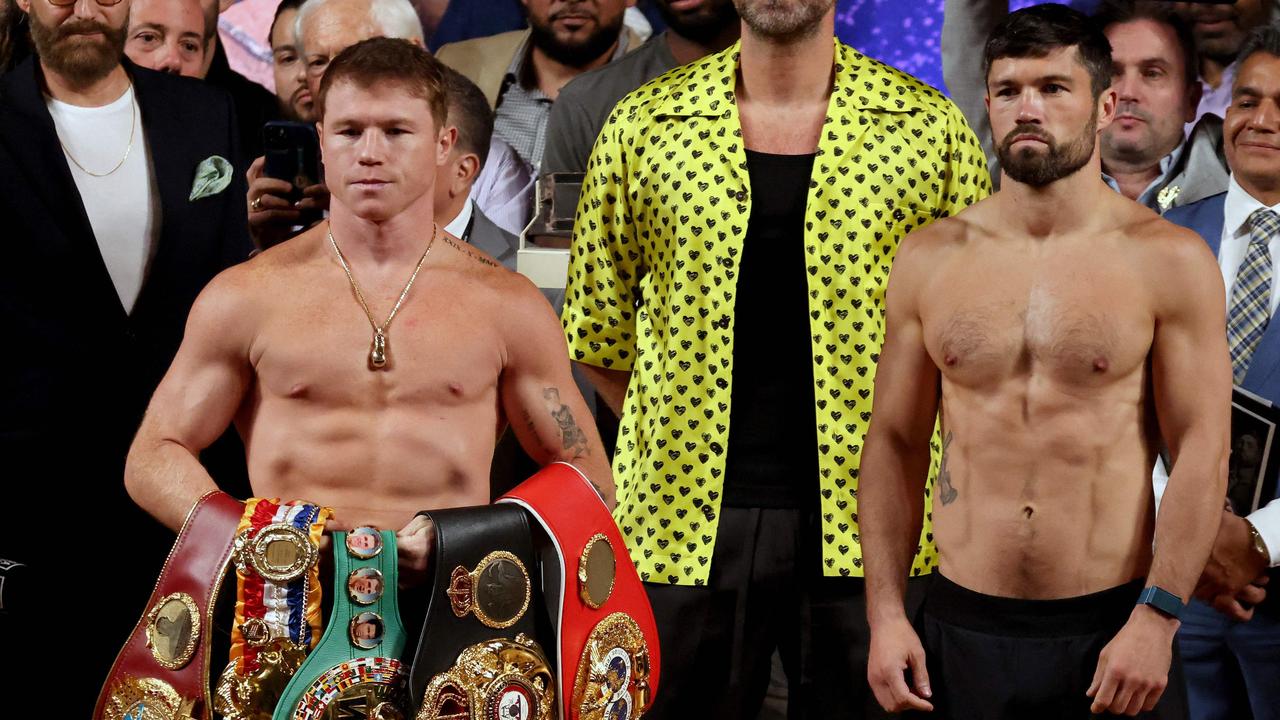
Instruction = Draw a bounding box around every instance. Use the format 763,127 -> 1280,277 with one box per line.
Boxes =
155,41 -> 183,76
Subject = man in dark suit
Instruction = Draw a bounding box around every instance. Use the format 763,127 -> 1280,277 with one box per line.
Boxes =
1162,26 -> 1280,720
0,0 -> 250,709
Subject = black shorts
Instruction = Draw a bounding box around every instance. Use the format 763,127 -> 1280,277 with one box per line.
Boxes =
909,573 -> 1188,720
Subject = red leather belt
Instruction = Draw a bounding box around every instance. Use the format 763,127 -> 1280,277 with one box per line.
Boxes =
499,462 -> 662,720
96,490 -> 245,720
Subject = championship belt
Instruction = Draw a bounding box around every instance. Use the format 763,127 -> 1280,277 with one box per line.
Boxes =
408,505 -> 551,720
215,498 -> 333,719
272,528 -> 410,720
96,490 -> 244,720
498,463 -> 662,720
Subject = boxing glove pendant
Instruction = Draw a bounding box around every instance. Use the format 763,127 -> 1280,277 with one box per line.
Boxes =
370,331 -> 387,369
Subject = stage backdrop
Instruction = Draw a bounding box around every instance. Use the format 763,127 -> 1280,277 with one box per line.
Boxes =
834,0 -> 1100,94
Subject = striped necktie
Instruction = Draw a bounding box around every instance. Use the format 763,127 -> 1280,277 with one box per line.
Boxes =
1228,208 -> 1279,382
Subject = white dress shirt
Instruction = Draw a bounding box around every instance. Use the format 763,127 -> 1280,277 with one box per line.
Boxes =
1154,175 -> 1280,565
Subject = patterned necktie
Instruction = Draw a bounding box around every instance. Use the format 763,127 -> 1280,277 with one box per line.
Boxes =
1228,208 -> 1279,382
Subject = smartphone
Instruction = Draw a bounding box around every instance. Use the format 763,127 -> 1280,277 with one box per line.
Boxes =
262,121 -> 321,202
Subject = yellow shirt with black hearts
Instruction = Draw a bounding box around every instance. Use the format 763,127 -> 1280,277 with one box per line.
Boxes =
563,39 -> 992,586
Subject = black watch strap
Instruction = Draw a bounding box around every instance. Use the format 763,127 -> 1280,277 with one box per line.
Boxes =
1136,586 -> 1184,619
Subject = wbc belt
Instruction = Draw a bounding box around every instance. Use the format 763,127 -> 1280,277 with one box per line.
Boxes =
409,505 -> 554,720
272,528 -> 410,720
215,498 -> 333,719
96,490 -> 244,720
499,463 -> 661,720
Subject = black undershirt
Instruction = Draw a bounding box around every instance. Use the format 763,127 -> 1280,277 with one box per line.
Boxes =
722,150 -> 819,509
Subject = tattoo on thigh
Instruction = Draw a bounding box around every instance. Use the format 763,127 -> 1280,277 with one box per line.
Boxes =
543,388 -> 589,458
938,431 -> 958,506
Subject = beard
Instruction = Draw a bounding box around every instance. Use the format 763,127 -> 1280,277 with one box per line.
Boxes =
735,0 -> 834,43
529,7 -> 626,68
997,110 -> 1097,188
658,0 -> 740,46
28,11 -> 126,85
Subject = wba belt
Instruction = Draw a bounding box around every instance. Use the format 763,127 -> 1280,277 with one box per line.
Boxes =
215,498 -> 333,719
409,505 -> 554,720
96,490 -> 244,720
499,463 -> 662,720
273,528 -> 410,719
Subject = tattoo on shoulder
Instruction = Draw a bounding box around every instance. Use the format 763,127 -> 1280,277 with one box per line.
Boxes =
542,387 -> 590,459
443,233 -> 500,268
938,431 -> 959,506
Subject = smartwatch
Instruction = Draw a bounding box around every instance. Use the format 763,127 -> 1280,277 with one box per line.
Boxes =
1136,586 -> 1185,619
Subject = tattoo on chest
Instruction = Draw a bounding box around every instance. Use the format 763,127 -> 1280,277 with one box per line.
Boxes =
543,388 -> 589,458
443,234 -> 499,268
938,431 -> 958,506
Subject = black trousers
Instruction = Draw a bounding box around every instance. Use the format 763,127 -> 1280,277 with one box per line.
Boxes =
909,573 -> 1189,720
642,507 -> 928,720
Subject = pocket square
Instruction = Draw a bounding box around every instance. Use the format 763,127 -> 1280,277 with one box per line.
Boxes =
189,155 -> 233,201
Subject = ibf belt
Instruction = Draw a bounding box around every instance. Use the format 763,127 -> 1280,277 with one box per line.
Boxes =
273,528 -> 410,720
499,463 -> 662,720
408,505 -> 542,717
215,498 -> 333,719
95,490 -> 244,720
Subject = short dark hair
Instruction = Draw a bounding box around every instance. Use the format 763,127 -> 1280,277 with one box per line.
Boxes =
440,66 -> 493,166
269,0 -> 304,48
1092,0 -> 1198,88
1238,24 -> 1280,70
316,38 -> 448,128
984,3 -> 1113,99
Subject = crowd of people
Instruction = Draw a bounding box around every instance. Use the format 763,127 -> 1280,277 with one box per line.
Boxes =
0,1 -> 1277,719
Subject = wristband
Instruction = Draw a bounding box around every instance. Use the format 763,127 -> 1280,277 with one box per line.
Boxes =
1136,586 -> 1185,620
96,490 -> 244,720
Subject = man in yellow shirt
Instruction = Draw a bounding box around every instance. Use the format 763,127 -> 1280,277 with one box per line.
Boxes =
561,0 -> 991,716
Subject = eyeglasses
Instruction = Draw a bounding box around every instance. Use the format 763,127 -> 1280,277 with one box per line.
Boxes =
45,0 -> 125,7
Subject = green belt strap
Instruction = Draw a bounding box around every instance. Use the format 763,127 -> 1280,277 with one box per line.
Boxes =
273,529 -> 409,720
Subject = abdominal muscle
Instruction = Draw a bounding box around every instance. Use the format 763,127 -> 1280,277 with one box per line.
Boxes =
934,379 -> 1158,600
238,399 -> 498,531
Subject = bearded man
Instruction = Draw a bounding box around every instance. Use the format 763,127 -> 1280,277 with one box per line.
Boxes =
0,0 -> 251,710
862,5 -> 1230,718
435,0 -> 645,168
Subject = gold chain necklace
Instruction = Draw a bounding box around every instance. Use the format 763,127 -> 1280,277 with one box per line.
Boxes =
328,222 -> 438,370
59,85 -> 136,178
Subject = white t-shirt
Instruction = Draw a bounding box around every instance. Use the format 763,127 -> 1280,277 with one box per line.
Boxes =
47,85 -> 160,314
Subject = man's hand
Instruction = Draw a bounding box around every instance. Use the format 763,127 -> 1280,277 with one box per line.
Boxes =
396,515 -> 436,590
868,616 -> 934,713
246,156 -> 329,250
1196,511 -> 1270,609
1208,576 -> 1269,622
1086,606 -> 1175,716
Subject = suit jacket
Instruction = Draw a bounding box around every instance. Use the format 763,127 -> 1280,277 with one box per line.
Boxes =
1166,192 -> 1280,613
0,57 -> 251,708
436,27 -> 647,110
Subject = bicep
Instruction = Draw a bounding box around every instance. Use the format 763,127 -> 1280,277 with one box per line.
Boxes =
1151,243 -> 1232,454
138,279 -> 254,452
868,252 -> 941,444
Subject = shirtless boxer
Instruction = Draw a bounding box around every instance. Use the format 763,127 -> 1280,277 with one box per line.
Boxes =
861,5 -> 1231,719
124,38 -> 612,582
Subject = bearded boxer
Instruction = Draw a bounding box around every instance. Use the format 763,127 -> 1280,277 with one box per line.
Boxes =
125,37 -> 614,584
862,5 -> 1230,718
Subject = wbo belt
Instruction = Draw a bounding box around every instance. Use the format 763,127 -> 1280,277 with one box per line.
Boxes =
215,498 -> 333,719
409,505 -> 554,720
500,463 -> 662,720
96,490 -> 244,720
273,528 -> 410,720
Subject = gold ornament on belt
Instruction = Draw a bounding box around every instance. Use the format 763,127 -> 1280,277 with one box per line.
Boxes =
416,634 -> 555,720
446,550 -> 532,630
102,676 -> 198,720
573,613 -> 651,720
213,644 -> 309,720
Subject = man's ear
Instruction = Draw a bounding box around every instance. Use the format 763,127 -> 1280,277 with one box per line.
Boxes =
316,122 -> 326,165
1185,81 -> 1204,124
410,37 -> 424,49
458,153 -> 481,186
14,0 -> 30,15
437,125 -> 457,167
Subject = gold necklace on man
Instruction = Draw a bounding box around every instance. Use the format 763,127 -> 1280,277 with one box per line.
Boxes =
328,222 -> 438,370
59,84 -> 136,178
